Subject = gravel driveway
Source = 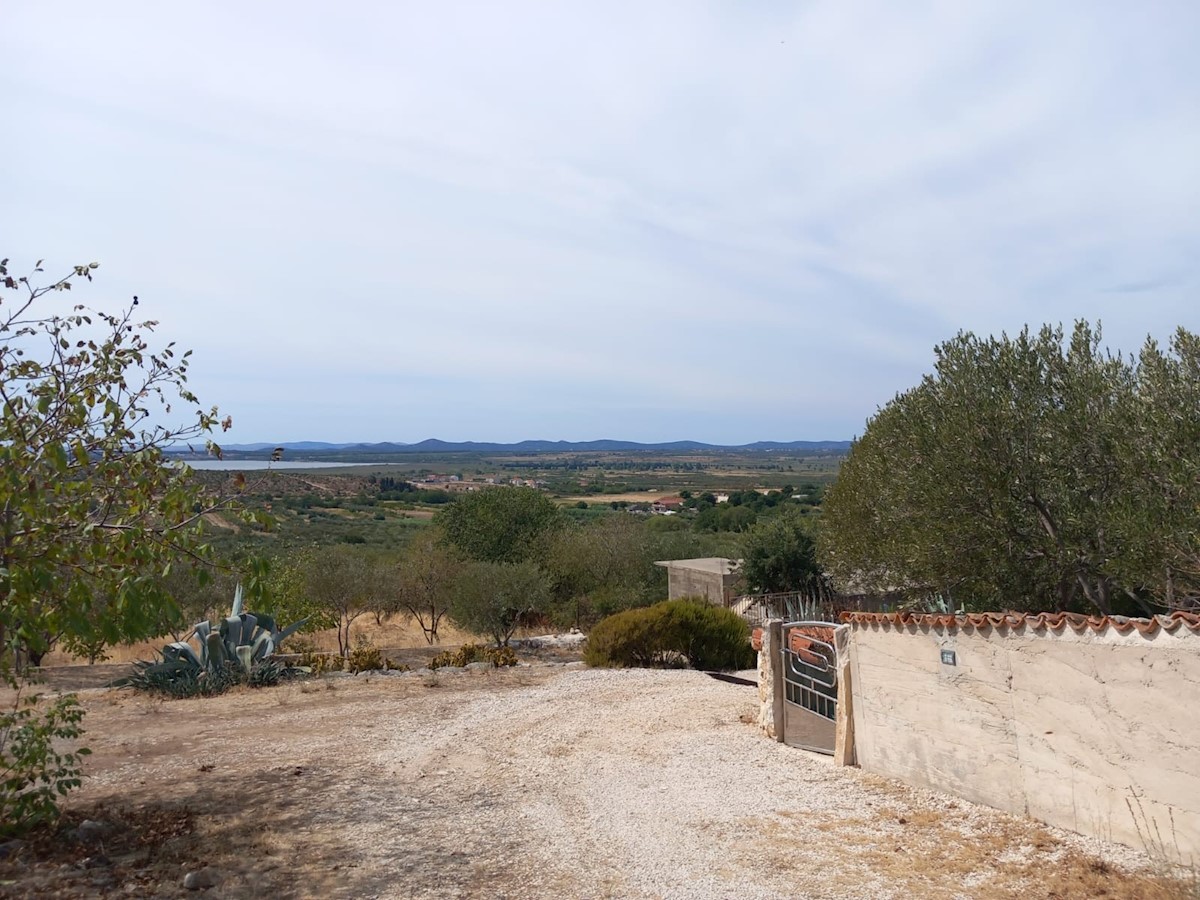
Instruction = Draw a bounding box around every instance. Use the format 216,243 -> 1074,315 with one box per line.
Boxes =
42,665 -> 1169,899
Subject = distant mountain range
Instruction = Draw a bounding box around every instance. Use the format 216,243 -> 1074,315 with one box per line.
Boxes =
174,438 -> 852,456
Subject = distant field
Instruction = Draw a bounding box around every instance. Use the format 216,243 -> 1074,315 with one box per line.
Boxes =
184,447 -> 844,552
203,449 -> 844,489
557,491 -> 667,505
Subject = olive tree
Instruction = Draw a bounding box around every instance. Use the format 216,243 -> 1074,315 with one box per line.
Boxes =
436,487 -> 561,564
741,509 -> 822,594
538,515 -> 663,627
450,560 -> 551,646
395,530 -> 462,644
820,321 -> 1200,615
302,545 -> 395,657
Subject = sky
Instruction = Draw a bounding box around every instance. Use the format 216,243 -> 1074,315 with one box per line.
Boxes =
4,1 -> 1198,444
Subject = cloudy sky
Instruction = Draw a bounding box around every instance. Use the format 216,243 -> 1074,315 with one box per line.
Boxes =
4,2 -> 1198,444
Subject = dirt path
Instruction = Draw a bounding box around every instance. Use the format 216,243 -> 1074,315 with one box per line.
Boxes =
7,667 -> 1181,899
200,512 -> 238,530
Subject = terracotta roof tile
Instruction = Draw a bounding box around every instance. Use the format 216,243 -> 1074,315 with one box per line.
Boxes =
788,627 -> 836,666
840,610 -> 1200,637
748,624 -> 838,656
789,625 -> 836,648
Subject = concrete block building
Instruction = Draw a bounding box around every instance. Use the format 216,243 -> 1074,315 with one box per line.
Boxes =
655,557 -> 743,606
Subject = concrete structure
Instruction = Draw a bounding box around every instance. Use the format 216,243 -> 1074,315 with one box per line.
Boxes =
654,557 -> 742,606
840,611 -> 1200,862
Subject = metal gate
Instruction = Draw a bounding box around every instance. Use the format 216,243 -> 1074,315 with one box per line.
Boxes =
780,621 -> 838,754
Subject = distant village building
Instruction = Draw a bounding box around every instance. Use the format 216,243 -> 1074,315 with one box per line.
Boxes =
407,475 -> 543,493
654,557 -> 743,606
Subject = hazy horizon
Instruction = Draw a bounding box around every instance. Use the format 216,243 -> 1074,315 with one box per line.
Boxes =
5,2 -> 1197,445
206,436 -> 856,449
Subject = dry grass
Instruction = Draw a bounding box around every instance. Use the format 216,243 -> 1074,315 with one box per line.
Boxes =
556,492 -> 668,505
753,806 -> 1196,900
41,616 -> 476,666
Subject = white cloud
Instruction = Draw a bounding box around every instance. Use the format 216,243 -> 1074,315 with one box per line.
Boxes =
3,0 -> 1197,442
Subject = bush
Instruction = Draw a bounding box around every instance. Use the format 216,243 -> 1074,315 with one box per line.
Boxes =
1,694 -> 90,836
121,658 -> 240,698
585,600 -> 754,671
248,657 -> 287,687
583,607 -> 665,668
430,643 -> 520,669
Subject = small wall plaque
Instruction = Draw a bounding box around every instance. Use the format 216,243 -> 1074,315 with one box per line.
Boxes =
941,649 -> 957,666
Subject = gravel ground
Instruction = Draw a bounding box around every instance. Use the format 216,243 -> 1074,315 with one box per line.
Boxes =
23,665 -> 1173,900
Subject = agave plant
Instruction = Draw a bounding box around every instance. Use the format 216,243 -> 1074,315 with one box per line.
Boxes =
119,585 -> 307,696
164,584 -> 306,674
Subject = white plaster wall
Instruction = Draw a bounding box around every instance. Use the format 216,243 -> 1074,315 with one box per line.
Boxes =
848,623 -> 1200,861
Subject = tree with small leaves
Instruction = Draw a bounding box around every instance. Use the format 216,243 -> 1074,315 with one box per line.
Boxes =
0,258 -> 254,675
395,530 -> 463,644
301,545 -> 395,657
437,487 -> 562,564
0,257 -> 252,832
741,508 -> 822,594
450,559 -> 551,646
820,322 -> 1200,614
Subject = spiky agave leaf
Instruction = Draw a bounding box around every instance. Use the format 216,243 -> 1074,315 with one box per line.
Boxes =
250,630 -> 274,661
163,642 -> 202,668
206,631 -> 227,669
239,613 -> 258,647
124,582 -> 308,697
221,616 -> 243,653
274,618 -> 309,646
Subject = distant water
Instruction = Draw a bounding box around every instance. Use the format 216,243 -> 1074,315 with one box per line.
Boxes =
174,459 -> 392,471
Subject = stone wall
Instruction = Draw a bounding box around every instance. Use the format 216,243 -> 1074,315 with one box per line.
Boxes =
843,613 -> 1200,861
752,622 -> 782,741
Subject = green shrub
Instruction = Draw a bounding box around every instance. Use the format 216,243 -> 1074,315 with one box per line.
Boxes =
662,600 -> 757,671
1,694 -> 90,836
585,599 -> 754,671
430,643 -> 520,669
583,606 -> 667,668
